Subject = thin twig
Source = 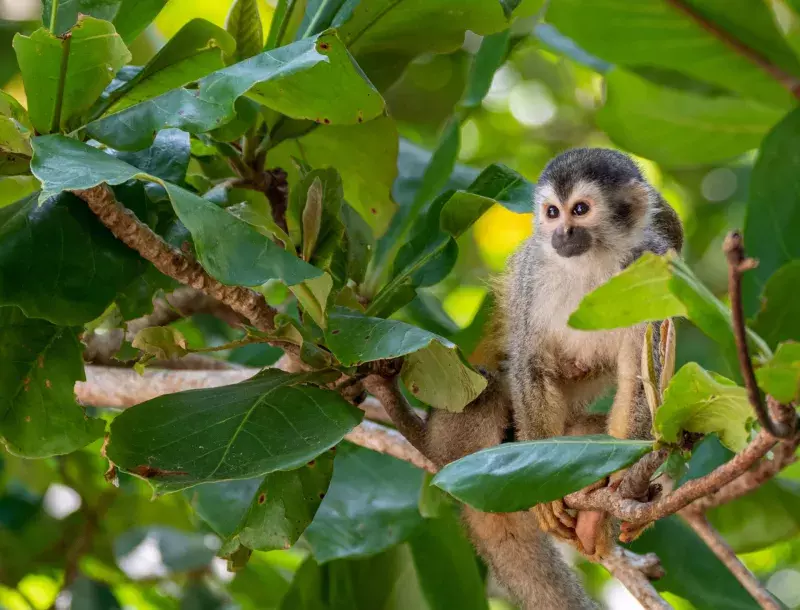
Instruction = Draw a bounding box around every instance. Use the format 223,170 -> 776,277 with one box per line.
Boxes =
600,547 -> 671,610
681,512 -> 781,610
665,0 -> 800,99
723,232 -> 793,439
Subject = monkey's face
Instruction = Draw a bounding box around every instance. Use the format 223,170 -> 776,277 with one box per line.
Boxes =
535,178 -> 650,260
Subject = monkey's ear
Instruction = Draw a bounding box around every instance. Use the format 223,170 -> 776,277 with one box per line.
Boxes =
617,179 -> 651,221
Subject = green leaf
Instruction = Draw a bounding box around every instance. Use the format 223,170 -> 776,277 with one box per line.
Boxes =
655,363 -> 753,452
408,513 -> 488,610
305,444 -> 425,562
752,261 -> 800,349
460,29 -> 511,109
547,0 -> 795,109
67,577 -> 121,610
86,32 -> 384,150
0,176 -> 39,208
0,307 -> 104,458
335,0 -> 511,89
266,0 -> 307,50
743,108 -> 800,315
42,0 -> 121,36
13,17 -> 131,134
433,435 -> 653,512
109,128 -> 191,185
224,187 -> 292,247
272,116 -> 398,236
186,478 -> 262,538
597,69 -> 784,167
31,135 -> 321,288
131,326 -> 188,360
628,517 -> 759,609
112,0 -> 168,44
227,0 -> 264,62
105,369 -> 362,493
291,273 -> 334,329
103,19 -> 236,116
325,307 -> 486,411
400,341 -> 487,413
755,342 -> 800,404
0,193 -> 145,325
114,526 -> 217,574
568,253 -> 687,330
709,478 -> 800,553
440,164 -> 533,237
221,451 -> 334,555
0,91 -> 32,176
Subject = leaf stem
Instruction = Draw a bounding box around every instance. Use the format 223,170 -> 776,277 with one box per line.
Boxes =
50,33 -> 71,134
48,0 -> 59,32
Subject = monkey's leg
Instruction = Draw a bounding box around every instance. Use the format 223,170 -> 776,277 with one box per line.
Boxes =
464,507 -> 598,610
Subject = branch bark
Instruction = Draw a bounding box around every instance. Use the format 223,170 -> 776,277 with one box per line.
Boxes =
599,548 -> 671,610
73,185 -> 278,334
681,512 -> 781,610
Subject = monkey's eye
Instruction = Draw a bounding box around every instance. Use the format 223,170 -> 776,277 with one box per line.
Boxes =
572,201 -> 590,216
546,205 -> 559,219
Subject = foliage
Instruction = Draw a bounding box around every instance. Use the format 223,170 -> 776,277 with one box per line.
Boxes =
1,0 -> 799,609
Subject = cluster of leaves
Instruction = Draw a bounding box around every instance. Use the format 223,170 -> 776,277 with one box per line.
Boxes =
0,0 -> 799,608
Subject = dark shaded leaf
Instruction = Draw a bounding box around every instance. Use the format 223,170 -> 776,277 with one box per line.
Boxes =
0,193 -> 145,325
752,261 -> 800,349
433,435 -> 653,512
114,526 -> 217,575
112,0 -> 168,44
66,577 -> 121,610
42,0 -> 121,36
0,307 -> 104,458
305,444 -> 425,562
106,370 -> 362,493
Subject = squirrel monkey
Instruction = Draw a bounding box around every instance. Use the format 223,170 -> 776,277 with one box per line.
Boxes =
367,148 -> 683,610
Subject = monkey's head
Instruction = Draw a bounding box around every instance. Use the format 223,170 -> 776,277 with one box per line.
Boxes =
533,148 -> 655,261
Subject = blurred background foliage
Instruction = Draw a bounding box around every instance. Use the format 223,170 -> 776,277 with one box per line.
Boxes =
0,0 -> 799,608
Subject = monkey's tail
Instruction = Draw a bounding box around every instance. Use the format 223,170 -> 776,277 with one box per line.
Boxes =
463,507 -> 599,610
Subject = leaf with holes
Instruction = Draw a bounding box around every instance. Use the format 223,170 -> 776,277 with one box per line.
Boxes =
105,369 -> 362,493
0,307 -> 104,458
433,435 -> 653,512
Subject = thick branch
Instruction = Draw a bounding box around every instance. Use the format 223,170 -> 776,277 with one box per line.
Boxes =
723,232 -> 793,438
73,185 -> 277,334
665,0 -> 800,99
599,548 -> 671,610
681,512 -> 781,610
566,430 -> 779,523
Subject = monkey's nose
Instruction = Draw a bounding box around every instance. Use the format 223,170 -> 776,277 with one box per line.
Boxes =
555,226 -> 574,238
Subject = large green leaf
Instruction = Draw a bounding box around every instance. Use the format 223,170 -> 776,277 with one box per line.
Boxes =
0,193 -> 145,325
103,19 -> 236,116
655,363 -> 753,452
628,517 -> 759,609
432,435 -> 653,512
105,369 -> 363,494
86,32 -> 384,150
752,261 -> 800,349
271,115 -> 398,236
13,17 -> 131,134
709,478 -> 800,553
304,444 -> 425,563
31,136 -> 321,288
42,0 -> 121,36
334,0 -> 511,89
187,478 -> 262,539
112,0 -> 169,44
408,513 -> 488,610
324,307 -> 486,411
597,69 -> 784,167
220,452 -> 334,556
0,307 -> 104,458
743,109 -> 800,315
547,0 -> 794,109
755,342 -> 800,404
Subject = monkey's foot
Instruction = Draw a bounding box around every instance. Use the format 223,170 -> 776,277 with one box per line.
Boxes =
532,500 -> 576,540
575,510 -> 616,560
619,520 -> 653,544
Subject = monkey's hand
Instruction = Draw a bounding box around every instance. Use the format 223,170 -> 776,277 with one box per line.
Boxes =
619,520 -> 653,544
531,500 -> 577,541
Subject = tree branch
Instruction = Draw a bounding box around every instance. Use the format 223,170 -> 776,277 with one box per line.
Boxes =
665,0 -> 800,99
73,185 -> 278,335
599,547 -> 670,610
681,512 -> 781,610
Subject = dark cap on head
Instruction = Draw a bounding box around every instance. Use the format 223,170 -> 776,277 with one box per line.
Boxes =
539,148 -> 644,202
